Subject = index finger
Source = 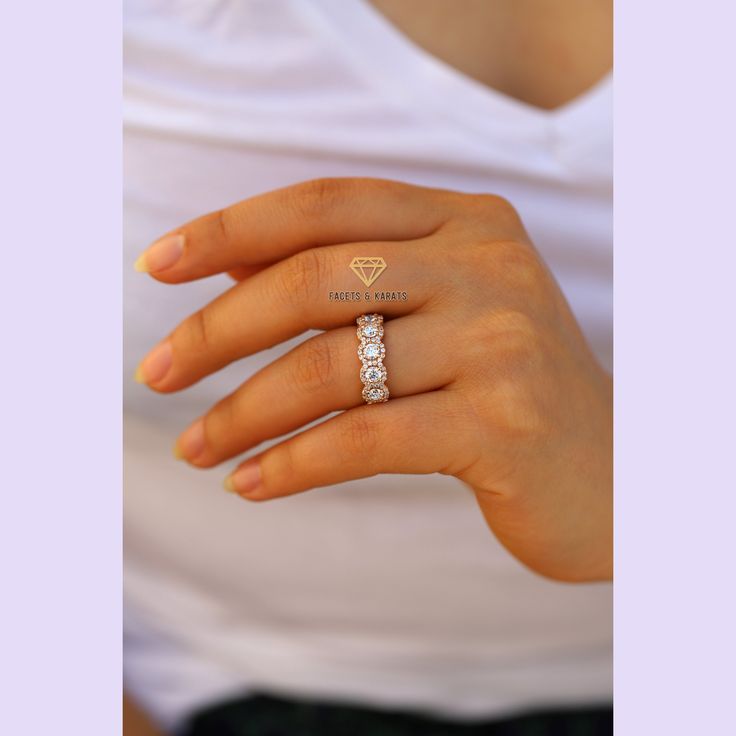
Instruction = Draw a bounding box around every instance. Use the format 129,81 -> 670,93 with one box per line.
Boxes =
134,177 -> 453,283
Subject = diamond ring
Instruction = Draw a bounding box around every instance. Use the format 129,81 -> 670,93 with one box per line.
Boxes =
356,313 -> 389,404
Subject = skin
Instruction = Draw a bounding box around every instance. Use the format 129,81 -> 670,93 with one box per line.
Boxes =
369,0 -> 612,110
125,3 -> 613,732
124,695 -> 163,736
135,179 -> 612,583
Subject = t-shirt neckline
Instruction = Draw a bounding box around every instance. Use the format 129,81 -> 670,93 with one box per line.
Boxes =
313,0 -> 612,146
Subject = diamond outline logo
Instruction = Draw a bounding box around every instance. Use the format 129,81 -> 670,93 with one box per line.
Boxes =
349,257 -> 387,287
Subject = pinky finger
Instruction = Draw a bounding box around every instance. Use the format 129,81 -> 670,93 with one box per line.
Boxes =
223,390 -> 476,501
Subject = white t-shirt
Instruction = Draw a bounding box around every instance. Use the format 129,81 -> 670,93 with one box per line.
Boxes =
124,0 -> 613,731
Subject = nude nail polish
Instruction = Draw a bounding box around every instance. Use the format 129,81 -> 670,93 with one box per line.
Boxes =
224,462 -> 262,496
134,233 -> 184,273
174,418 -> 205,461
135,341 -> 173,385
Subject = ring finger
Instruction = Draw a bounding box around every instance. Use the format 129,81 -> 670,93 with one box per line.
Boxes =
175,313 -> 458,467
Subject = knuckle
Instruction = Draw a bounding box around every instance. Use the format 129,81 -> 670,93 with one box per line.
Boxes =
471,192 -> 519,219
463,239 -> 545,294
464,192 -> 526,240
493,240 -> 545,287
180,308 -> 214,355
204,394 -> 237,452
466,309 -> 543,370
291,336 -> 338,395
466,311 -> 552,441
493,382 -> 552,442
265,441 -> 296,498
358,177 -> 408,200
278,249 -> 326,306
341,409 -> 381,457
213,207 -> 231,244
292,177 -> 350,221
494,309 -> 542,356
286,250 -> 324,300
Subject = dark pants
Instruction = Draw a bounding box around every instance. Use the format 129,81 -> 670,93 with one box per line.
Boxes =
183,693 -> 613,736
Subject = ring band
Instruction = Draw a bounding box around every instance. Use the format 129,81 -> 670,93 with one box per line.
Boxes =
357,313 -> 389,404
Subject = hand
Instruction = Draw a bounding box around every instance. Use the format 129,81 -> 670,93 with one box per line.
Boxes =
134,178 -> 612,582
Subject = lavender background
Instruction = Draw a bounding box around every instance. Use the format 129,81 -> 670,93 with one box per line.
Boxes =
0,1 -> 734,734
0,0 -> 122,733
614,1 -> 736,733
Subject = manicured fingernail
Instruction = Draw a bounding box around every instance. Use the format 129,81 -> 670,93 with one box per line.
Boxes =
224,462 -> 261,496
134,233 -> 184,273
174,418 -> 205,461
135,341 -> 173,385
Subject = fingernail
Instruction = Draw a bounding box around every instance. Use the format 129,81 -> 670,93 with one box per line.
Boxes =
224,462 -> 261,496
135,341 -> 173,385
134,233 -> 184,273
174,418 -> 205,461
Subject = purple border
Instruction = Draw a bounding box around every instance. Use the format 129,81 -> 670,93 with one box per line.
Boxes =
0,1 -> 121,733
614,1 -> 736,733
1,1 -> 735,733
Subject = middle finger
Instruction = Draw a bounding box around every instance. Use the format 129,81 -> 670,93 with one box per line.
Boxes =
175,313 -> 458,467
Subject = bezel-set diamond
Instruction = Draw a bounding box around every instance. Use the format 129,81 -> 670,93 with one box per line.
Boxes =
356,313 -> 389,404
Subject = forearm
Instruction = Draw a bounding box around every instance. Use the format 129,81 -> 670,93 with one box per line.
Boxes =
124,693 -> 164,736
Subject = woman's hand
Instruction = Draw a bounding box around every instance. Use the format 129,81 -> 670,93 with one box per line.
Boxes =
134,178 -> 612,582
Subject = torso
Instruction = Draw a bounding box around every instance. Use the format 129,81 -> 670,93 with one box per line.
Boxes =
369,0 -> 612,109
124,1 -> 612,729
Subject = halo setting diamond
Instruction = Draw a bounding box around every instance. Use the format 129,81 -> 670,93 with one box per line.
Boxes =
356,313 -> 389,404
360,364 -> 386,384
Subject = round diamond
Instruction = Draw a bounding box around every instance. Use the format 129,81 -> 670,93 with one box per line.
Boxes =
363,384 -> 388,403
362,365 -> 383,383
362,324 -> 378,338
364,343 -> 380,358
